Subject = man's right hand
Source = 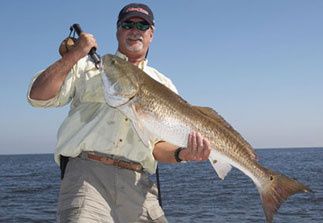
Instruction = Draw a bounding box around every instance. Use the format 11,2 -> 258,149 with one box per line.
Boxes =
68,33 -> 98,61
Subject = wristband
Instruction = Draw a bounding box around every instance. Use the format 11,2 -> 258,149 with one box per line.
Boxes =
174,147 -> 186,163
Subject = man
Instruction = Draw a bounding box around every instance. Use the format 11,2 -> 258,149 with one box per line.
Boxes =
28,3 -> 211,223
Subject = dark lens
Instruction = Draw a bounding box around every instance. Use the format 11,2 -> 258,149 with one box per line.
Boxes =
121,21 -> 134,30
136,22 -> 150,30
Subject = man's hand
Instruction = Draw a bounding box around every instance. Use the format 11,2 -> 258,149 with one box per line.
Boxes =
69,33 -> 98,60
180,132 -> 211,161
153,132 -> 211,163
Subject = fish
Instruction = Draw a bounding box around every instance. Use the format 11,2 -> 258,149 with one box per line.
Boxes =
100,54 -> 313,223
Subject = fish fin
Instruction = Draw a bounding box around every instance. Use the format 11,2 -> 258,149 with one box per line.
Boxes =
130,104 -> 150,147
101,70 -> 131,107
193,106 -> 258,161
208,151 -> 232,180
131,104 -> 145,131
257,168 -> 313,223
193,106 -> 231,130
118,102 -> 151,147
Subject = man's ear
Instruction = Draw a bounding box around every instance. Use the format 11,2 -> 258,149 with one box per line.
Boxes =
149,29 -> 154,43
116,28 -> 120,41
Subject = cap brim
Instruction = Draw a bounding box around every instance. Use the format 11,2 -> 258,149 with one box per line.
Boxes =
119,13 -> 153,26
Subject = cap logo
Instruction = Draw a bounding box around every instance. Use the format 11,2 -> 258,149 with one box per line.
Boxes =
126,7 -> 149,15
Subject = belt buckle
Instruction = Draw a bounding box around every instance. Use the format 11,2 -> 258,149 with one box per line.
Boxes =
113,159 -> 123,169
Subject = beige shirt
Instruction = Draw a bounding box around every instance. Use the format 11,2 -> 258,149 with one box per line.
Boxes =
27,51 -> 178,174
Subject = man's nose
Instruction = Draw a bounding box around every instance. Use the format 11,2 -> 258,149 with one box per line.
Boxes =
130,26 -> 141,34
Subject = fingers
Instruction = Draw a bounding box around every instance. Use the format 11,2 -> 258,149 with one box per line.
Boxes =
189,132 -> 197,159
187,131 -> 211,161
74,33 -> 98,58
196,132 -> 204,160
79,33 -> 98,48
202,138 -> 211,159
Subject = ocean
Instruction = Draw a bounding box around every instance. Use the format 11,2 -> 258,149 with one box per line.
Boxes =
0,148 -> 322,223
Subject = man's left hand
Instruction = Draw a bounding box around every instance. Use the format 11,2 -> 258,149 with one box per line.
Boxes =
179,132 -> 211,161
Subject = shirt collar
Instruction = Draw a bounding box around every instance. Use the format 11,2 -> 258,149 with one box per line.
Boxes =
115,51 -> 148,70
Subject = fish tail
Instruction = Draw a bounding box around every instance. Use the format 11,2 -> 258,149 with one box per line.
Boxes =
257,168 -> 313,223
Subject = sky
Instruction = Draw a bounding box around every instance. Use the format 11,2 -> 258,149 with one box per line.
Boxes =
0,0 -> 322,155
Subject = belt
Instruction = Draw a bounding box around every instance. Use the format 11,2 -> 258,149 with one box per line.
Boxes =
87,153 -> 143,172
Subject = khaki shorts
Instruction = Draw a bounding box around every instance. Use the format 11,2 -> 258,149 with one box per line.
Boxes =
57,156 -> 167,223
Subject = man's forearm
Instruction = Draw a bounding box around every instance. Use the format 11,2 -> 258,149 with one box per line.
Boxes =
30,33 -> 98,100
29,51 -> 80,100
153,141 -> 179,163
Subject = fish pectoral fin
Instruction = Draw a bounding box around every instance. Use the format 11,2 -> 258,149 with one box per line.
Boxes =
118,102 -> 151,148
130,104 -> 150,147
208,151 -> 232,180
101,68 -> 136,107
132,104 -> 145,131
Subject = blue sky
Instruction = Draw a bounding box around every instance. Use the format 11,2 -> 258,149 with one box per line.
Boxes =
1,0 -> 322,154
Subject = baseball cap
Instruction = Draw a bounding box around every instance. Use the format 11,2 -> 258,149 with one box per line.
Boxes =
117,3 -> 155,26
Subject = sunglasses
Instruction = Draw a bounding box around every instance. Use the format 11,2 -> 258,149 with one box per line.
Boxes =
121,21 -> 150,31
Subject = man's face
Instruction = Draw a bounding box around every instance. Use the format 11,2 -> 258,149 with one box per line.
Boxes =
117,17 -> 154,57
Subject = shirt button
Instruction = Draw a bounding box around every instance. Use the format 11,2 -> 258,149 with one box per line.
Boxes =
125,118 -> 129,121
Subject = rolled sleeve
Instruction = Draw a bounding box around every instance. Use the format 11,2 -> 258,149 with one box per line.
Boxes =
27,68 -> 76,108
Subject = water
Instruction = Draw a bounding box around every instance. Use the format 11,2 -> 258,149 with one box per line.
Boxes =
0,148 -> 322,223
